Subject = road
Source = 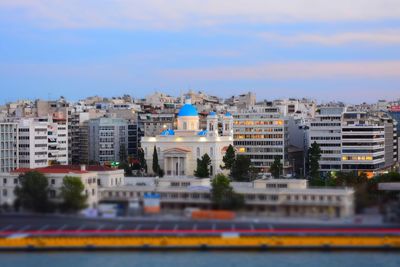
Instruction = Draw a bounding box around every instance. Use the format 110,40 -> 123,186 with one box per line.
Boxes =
0,214 -> 399,237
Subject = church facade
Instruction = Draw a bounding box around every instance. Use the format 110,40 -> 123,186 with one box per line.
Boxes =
141,100 -> 234,177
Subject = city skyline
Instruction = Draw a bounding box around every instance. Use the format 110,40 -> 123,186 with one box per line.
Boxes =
1,1 -> 400,103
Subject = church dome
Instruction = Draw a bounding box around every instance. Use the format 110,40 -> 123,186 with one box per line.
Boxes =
178,103 -> 198,117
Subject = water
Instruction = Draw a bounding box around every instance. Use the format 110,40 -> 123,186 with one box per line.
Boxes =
1,252 -> 400,267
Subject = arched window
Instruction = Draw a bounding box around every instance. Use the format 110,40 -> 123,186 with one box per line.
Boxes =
210,147 -> 214,156
196,147 -> 200,157
183,122 -> 187,130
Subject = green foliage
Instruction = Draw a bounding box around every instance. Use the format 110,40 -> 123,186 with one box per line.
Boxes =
137,148 -> 147,172
211,174 -> 244,210
194,153 -> 211,178
119,162 -> 133,176
152,146 -> 161,175
308,141 -> 322,179
221,144 -> 236,170
60,176 -> 88,213
230,155 -> 252,181
270,156 -> 283,178
14,171 -> 51,213
308,171 -> 400,213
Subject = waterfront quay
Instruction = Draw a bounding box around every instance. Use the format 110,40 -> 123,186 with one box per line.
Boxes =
0,214 -> 400,251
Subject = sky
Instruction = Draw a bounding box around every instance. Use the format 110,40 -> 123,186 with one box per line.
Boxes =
1,0 -> 400,104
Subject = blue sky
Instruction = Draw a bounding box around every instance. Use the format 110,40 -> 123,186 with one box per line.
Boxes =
1,0 -> 400,103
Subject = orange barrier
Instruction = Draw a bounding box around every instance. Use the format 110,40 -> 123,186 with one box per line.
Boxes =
191,210 -> 235,220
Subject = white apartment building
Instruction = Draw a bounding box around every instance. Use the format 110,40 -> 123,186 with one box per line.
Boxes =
307,107 -> 344,173
18,119 -> 49,169
341,111 -> 397,176
0,123 -> 19,173
307,108 -> 398,176
47,121 -> 68,165
17,117 -> 69,168
233,106 -> 289,173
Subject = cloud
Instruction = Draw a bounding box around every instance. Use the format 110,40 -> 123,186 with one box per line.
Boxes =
1,0 -> 400,29
162,61 -> 400,80
260,30 -> 400,45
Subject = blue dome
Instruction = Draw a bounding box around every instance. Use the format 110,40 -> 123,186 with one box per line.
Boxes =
197,130 -> 208,136
161,129 -> 175,136
209,111 -> 217,116
178,103 -> 198,117
225,112 -> 232,117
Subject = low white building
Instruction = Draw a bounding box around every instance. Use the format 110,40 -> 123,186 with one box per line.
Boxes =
0,165 -> 124,209
99,177 -> 354,219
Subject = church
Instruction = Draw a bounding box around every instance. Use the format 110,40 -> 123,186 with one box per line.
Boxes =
141,99 -> 234,177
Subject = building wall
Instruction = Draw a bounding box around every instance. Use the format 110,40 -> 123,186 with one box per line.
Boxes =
88,118 -> 129,164
233,106 -> 288,173
0,123 -> 19,173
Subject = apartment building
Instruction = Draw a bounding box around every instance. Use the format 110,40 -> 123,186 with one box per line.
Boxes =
307,108 -> 398,176
0,123 -> 19,173
138,113 -> 175,137
341,111 -> 397,176
307,107 -> 344,173
233,106 -> 289,173
16,117 -> 69,169
88,118 -> 131,164
18,119 -> 49,169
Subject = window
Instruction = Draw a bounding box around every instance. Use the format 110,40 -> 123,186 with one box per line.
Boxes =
14,178 -> 18,185
3,178 -> 6,185
51,179 -> 55,185
2,189 -> 7,196
196,147 -> 200,157
183,122 -> 187,130
92,189 -> 96,196
49,190 -> 56,198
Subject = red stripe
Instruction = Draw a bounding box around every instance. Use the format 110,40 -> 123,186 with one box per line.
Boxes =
1,228 -> 400,236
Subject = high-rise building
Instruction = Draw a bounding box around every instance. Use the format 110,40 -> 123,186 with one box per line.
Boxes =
307,108 -> 398,176
0,123 -> 19,173
308,107 -> 344,173
88,118 -> 130,164
18,119 -> 49,169
341,111 -> 397,176
233,106 -> 289,173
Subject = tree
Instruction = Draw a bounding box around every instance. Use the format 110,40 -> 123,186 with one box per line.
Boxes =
152,146 -> 161,175
119,143 -> 127,163
14,171 -> 51,213
270,156 -> 283,178
308,141 -> 322,179
230,155 -> 252,181
221,144 -> 235,170
60,176 -> 88,213
138,148 -> 147,173
119,162 -> 132,176
211,174 -> 244,210
194,153 -> 211,178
